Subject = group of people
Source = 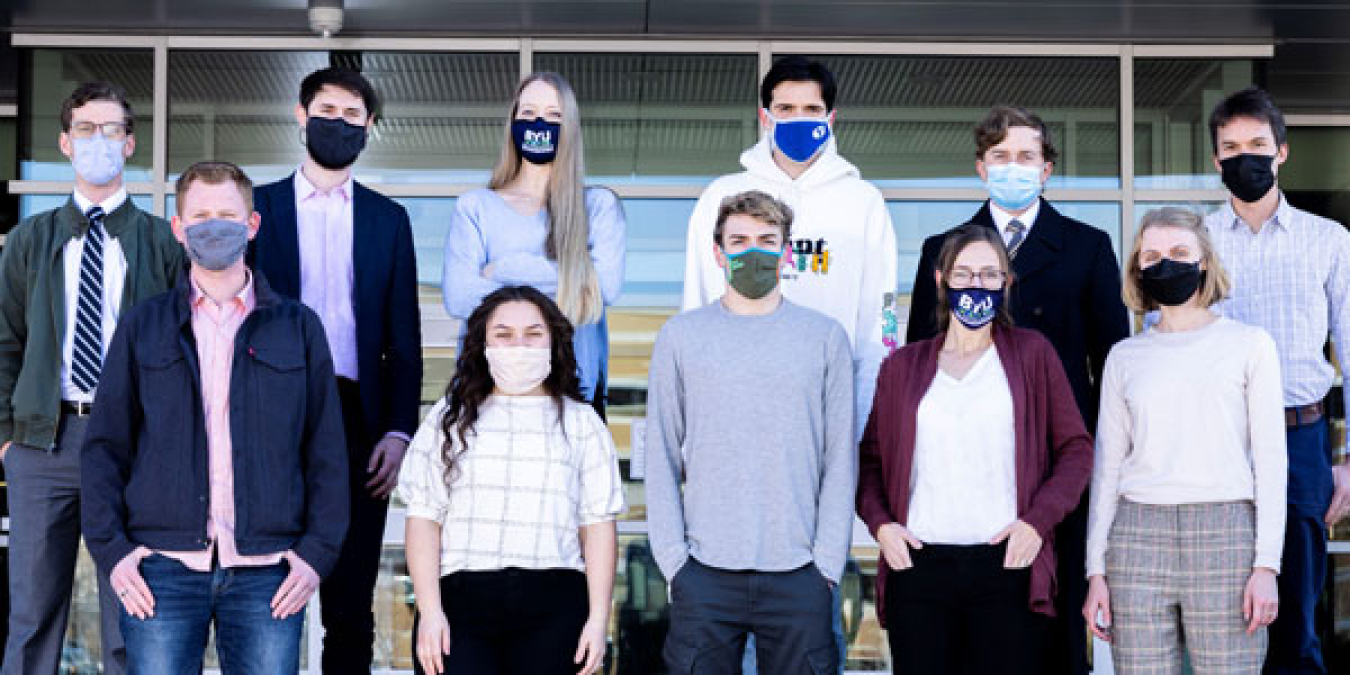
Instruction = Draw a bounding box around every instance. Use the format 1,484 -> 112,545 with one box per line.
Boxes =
0,53 -> 1344,675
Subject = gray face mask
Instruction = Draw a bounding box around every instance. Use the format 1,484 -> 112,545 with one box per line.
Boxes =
183,218 -> 249,271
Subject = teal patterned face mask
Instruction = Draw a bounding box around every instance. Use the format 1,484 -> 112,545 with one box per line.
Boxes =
723,247 -> 782,299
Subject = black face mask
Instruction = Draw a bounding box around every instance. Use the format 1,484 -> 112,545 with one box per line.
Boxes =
1219,153 -> 1277,203
304,116 -> 367,170
1140,258 -> 1205,307
511,117 -> 560,165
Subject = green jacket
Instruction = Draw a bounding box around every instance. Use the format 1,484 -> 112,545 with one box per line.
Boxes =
0,197 -> 185,449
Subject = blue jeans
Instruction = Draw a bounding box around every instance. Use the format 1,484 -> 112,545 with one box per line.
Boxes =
1264,418 -> 1334,675
120,555 -> 304,675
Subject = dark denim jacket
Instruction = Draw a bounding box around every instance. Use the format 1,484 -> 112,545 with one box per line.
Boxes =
80,270 -> 349,578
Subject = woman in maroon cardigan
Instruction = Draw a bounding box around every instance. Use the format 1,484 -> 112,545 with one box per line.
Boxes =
857,223 -> 1092,674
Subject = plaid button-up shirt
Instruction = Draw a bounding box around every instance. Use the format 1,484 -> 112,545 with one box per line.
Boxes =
1206,194 -> 1350,414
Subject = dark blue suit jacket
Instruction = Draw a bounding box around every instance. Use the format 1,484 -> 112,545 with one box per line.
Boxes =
905,199 -> 1129,430
250,175 -> 423,445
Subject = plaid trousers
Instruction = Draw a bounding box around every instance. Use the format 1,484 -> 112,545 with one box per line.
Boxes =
1106,499 -> 1267,674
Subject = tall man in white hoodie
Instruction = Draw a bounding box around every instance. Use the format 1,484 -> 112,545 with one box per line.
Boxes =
683,56 -> 897,441
680,56 -> 896,673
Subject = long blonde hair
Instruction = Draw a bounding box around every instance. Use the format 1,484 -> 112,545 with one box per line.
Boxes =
488,72 -> 603,326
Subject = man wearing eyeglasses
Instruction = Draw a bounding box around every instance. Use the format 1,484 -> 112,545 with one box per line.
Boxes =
0,82 -> 185,675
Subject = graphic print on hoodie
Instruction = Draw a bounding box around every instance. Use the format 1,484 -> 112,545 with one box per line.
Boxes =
681,133 -> 898,439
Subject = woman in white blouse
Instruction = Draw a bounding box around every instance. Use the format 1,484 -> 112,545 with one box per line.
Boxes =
1082,207 -> 1286,674
397,285 -> 626,675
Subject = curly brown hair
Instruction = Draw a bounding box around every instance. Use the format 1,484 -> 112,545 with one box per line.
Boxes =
439,286 -> 585,485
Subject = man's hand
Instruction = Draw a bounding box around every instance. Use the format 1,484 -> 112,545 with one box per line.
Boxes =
111,547 -> 155,619
1326,463 -> 1350,526
271,551 -> 320,619
0,440 -> 9,461
366,435 -> 409,499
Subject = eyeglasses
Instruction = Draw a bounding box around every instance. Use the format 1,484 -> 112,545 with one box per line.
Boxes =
69,121 -> 129,140
948,269 -> 1008,286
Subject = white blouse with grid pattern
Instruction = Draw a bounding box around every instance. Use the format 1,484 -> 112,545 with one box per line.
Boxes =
396,394 -> 627,576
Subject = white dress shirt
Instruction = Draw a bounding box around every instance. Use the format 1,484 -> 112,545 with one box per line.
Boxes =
990,199 -> 1040,248
62,189 -> 128,402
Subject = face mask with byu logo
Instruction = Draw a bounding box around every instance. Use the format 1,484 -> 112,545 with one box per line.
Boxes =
511,117 -> 561,165
947,287 -> 1004,330
766,112 -> 831,163
984,162 -> 1044,211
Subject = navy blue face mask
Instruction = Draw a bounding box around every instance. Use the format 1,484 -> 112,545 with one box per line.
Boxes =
511,117 -> 561,165
947,287 -> 1004,329
304,116 -> 367,170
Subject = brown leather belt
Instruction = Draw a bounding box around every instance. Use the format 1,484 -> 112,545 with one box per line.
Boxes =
1285,402 -> 1323,428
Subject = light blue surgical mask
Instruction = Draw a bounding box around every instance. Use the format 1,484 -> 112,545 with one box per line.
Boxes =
984,162 -> 1044,211
766,111 -> 831,164
72,135 -> 127,187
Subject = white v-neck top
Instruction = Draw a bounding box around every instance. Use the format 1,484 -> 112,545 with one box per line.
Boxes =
907,347 -> 1019,545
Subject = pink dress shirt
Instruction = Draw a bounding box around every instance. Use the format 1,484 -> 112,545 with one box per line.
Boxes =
294,168 -> 359,381
157,272 -> 285,571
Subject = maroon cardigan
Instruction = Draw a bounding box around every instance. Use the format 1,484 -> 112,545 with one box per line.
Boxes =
857,324 -> 1092,625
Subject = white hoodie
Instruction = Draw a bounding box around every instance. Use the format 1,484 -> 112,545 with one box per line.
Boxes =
681,135 -> 898,438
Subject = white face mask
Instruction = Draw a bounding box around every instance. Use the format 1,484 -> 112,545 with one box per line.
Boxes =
72,135 -> 126,186
485,346 -> 552,395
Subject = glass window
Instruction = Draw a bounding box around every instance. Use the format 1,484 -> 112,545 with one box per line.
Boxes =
21,49 -> 155,182
1,117 -> 17,235
168,51 -> 326,184
21,193 -> 153,219
168,52 -> 518,185
806,55 -> 1120,189
1284,126 -> 1350,228
532,53 -> 759,184
1133,59 -> 1259,189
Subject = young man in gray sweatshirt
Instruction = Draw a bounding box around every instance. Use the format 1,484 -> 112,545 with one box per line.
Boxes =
645,190 -> 857,674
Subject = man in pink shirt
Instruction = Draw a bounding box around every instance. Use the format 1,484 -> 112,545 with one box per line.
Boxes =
81,161 -> 349,674
251,67 -> 422,673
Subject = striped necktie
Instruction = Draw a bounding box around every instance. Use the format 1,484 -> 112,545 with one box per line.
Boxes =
71,206 -> 105,393
1005,219 -> 1026,259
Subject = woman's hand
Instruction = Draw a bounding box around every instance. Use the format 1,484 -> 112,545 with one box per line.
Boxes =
876,523 -> 923,571
990,520 -> 1042,568
415,609 -> 452,675
1082,575 -> 1112,642
574,614 -> 607,675
1243,567 -> 1279,635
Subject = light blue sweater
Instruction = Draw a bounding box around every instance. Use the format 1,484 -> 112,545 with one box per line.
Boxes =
441,187 -> 626,402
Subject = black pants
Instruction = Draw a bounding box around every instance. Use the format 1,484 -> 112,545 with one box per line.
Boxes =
663,558 -> 836,674
412,568 -> 588,675
884,543 -> 1047,675
1048,496 -> 1090,675
320,378 -> 391,674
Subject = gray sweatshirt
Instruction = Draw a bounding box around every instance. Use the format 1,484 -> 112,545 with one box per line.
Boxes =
644,298 -> 857,583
